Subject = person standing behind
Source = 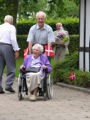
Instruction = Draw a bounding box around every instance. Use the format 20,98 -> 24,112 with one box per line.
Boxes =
54,23 -> 69,62
27,11 -> 55,54
0,15 -> 20,94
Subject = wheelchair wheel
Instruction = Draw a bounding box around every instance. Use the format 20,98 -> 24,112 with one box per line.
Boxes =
18,74 -> 27,101
43,93 -> 47,101
18,93 -> 22,101
46,74 -> 53,99
18,86 -> 23,101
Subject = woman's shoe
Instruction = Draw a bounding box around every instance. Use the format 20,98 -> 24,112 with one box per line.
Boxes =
29,95 -> 36,101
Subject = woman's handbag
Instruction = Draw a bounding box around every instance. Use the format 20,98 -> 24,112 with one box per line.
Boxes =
26,67 -> 40,73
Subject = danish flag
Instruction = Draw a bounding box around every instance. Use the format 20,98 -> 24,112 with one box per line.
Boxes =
24,48 -> 28,59
44,45 -> 54,57
69,72 -> 76,80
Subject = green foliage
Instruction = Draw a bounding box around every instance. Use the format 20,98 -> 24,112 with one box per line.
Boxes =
62,70 -> 90,88
0,0 -> 7,22
63,0 -> 79,17
75,71 -> 90,87
18,0 -> 48,19
69,35 -> 79,53
17,35 -> 27,57
53,52 -> 79,71
62,17 -> 79,34
0,0 -> 19,25
17,17 -> 79,35
48,0 -> 65,18
63,36 -> 69,43
52,52 -> 78,83
52,51 -> 90,88
74,0 -> 80,6
17,20 -> 36,35
0,0 -> 79,24
47,0 -> 79,18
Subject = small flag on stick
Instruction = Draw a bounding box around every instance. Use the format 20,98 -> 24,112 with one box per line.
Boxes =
44,45 -> 54,57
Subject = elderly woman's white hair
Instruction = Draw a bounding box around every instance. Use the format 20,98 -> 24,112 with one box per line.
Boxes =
32,44 -> 44,54
36,11 -> 46,20
4,15 -> 13,24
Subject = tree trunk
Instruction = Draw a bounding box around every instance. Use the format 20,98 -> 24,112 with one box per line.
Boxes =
5,0 -> 19,26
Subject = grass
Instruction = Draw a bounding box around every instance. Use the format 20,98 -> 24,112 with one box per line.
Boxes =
16,57 -> 23,77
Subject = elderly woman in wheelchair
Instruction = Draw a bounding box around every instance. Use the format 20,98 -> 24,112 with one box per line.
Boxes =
20,44 -> 52,101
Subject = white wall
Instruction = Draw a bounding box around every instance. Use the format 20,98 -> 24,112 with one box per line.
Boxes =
79,0 -> 90,71
79,0 -> 84,71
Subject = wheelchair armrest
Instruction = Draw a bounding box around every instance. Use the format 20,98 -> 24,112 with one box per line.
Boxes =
44,68 -> 48,73
19,68 -> 26,74
44,69 -> 51,74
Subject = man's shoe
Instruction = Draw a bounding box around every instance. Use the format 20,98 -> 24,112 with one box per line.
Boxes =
0,86 -> 5,94
0,91 -> 5,94
5,87 -> 15,93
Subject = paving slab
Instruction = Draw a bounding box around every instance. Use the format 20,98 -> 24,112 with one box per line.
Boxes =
0,74 -> 90,120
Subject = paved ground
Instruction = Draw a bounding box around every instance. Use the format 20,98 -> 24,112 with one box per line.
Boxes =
0,74 -> 90,120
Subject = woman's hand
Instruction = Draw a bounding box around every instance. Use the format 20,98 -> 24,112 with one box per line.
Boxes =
20,65 -> 25,70
41,65 -> 48,70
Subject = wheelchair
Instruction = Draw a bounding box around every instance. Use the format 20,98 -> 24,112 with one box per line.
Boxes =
18,69 -> 53,101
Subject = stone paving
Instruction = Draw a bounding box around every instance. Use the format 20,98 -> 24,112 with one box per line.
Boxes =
0,74 -> 90,120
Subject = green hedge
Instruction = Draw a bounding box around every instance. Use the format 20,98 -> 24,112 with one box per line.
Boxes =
52,52 -> 79,83
17,21 -> 36,35
17,17 -> 79,35
17,35 -> 27,57
69,35 -> 79,53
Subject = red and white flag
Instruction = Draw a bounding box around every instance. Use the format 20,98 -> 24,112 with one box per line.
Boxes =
69,72 -> 76,80
24,48 -> 28,59
44,45 -> 54,57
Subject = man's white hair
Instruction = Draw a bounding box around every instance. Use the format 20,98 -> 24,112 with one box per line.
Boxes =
32,44 -> 44,54
36,11 -> 46,19
4,15 -> 13,24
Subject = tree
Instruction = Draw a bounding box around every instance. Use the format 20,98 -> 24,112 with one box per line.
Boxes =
47,0 -> 79,18
48,0 -> 65,17
0,0 -> 7,22
18,0 -> 48,20
74,0 -> 80,6
63,0 -> 79,17
0,0 -> 19,26
0,0 -> 79,24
